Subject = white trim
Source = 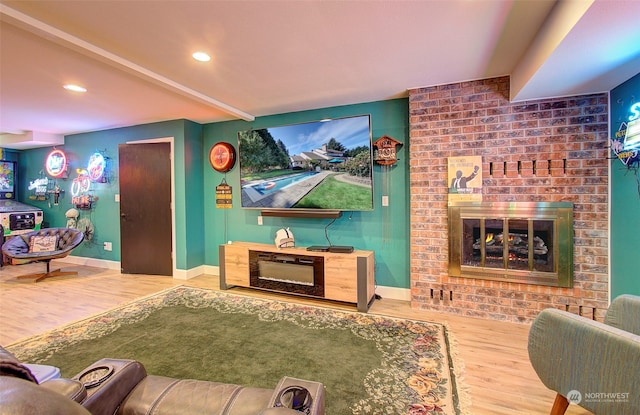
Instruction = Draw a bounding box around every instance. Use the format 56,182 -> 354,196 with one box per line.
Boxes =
60,255 -> 214,281
173,265 -> 216,280
374,285 -> 411,301
53,257 -> 410,301
58,255 -> 120,270
125,137 -> 177,277
203,265 -> 220,277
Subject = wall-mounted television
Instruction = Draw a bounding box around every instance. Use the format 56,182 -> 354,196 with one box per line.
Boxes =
0,160 -> 16,200
238,114 -> 374,213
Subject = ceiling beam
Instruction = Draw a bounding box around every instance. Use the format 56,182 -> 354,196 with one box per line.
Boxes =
0,131 -> 65,150
510,0 -> 594,101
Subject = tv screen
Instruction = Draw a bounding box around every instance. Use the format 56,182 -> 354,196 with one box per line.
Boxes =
0,160 -> 16,200
238,114 -> 374,211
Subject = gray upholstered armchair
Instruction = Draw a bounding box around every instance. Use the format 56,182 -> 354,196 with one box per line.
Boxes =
528,294 -> 640,415
2,227 -> 84,282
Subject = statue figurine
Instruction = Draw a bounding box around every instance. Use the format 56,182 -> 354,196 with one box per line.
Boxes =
65,208 -> 79,229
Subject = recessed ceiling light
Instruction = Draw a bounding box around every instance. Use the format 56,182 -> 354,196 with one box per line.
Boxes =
192,51 -> 211,62
63,84 -> 87,93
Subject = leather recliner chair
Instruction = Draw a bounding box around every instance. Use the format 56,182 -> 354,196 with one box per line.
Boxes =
0,346 -> 325,415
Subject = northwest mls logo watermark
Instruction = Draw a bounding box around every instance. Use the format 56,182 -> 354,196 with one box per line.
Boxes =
567,389 -> 630,405
567,390 -> 582,405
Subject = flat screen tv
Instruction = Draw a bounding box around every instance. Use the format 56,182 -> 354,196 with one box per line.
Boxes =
238,114 -> 374,212
0,160 -> 16,200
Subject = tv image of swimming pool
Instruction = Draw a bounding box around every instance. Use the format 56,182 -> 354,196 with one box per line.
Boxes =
252,172 -> 318,196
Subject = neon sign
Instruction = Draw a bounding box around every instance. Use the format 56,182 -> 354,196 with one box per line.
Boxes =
45,149 -> 67,178
611,101 -> 640,166
87,152 -> 106,182
28,177 -> 49,197
629,102 -> 640,121
624,102 -> 640,151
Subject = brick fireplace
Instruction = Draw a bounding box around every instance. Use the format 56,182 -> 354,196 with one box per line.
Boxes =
408,76 -> 609,323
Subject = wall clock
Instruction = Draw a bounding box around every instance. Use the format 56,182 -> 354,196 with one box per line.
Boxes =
373,135 -> 403,166
209,142 -> 236,173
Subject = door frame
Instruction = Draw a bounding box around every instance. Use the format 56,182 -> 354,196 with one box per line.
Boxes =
125,137 -> 176,277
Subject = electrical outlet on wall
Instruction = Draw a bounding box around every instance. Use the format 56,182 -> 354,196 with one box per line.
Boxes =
258,216 -> 263,225
382,195 -> 389,206
103,242 -> 112,251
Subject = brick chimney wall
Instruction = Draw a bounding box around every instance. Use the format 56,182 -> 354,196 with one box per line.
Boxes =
408,76 -> 609,323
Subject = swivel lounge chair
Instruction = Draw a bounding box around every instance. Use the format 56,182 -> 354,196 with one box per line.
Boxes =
528,294 -> 640,415
2,227 -> 84,282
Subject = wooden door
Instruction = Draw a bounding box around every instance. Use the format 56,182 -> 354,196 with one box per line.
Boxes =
118,143 -> 172,275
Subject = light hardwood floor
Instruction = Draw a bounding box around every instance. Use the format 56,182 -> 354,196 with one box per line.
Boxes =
0,260 -> 591,415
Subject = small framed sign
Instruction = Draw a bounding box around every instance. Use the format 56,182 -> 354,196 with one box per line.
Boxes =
215,180 -> 232,208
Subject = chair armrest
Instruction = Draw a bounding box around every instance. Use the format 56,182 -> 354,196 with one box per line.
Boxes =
0,377 -> 91,415
258,408 -> 310,415
40,378 -> 87,403
605,294 -> 640,335
0,346 -> 37,383
267,376 -> 325,415
528,308 -> 640,414
72,358 -> 147,415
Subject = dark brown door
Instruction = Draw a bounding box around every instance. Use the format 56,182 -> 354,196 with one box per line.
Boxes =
118,143 -> 172,275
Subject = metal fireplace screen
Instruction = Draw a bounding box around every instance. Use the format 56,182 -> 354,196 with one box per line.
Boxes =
448,202 -> 573,287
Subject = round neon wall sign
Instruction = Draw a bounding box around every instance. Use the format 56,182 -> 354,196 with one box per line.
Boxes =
87,152 -> 106,182
45,149 -> 68,178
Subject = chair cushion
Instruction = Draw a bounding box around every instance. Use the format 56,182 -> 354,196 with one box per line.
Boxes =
29,235 -> 58,253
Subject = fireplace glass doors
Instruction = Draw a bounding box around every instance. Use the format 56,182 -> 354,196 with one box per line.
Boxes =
449,202 -> 573,287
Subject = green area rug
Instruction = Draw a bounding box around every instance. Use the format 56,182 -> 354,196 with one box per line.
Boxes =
7,286 -> 468,414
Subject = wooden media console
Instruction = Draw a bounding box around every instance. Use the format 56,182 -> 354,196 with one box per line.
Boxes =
219,242 -> 375,312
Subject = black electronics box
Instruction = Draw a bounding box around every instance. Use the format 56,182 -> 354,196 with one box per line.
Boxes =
328,245 -> 354,253
306,246 -> 329,252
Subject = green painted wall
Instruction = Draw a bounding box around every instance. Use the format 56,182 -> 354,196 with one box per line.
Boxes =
610,73 -> 640,297
14,119 -> 204,270
12,99 -> 409,288
183,121 -> 206,269
203,99 -> 410,288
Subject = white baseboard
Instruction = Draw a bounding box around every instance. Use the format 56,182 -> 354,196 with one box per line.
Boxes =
202,265 -> 220,278
374,285 -> 411,301
60,255 -> 121,270
173,265 -> 218,280
56,257 -> 409,301
60,256 -> 219,281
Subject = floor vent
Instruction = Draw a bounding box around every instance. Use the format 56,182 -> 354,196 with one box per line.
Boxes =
430,288 -> 454,304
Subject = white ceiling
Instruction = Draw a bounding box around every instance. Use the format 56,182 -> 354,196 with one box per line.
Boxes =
1,0 -> 639,150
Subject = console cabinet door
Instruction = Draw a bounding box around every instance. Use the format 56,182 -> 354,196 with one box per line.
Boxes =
223,244 -> 250,286
324,255 -> 358,303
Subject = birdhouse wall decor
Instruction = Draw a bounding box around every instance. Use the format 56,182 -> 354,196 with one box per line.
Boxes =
373,135 -> 403,166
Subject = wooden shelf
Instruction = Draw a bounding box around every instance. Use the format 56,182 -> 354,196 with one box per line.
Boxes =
260,209 -> 342,219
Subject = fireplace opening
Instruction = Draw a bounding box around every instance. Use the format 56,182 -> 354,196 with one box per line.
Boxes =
464,219 -> 555,273
449,202 -> 573,287
248,250 -> 325,297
